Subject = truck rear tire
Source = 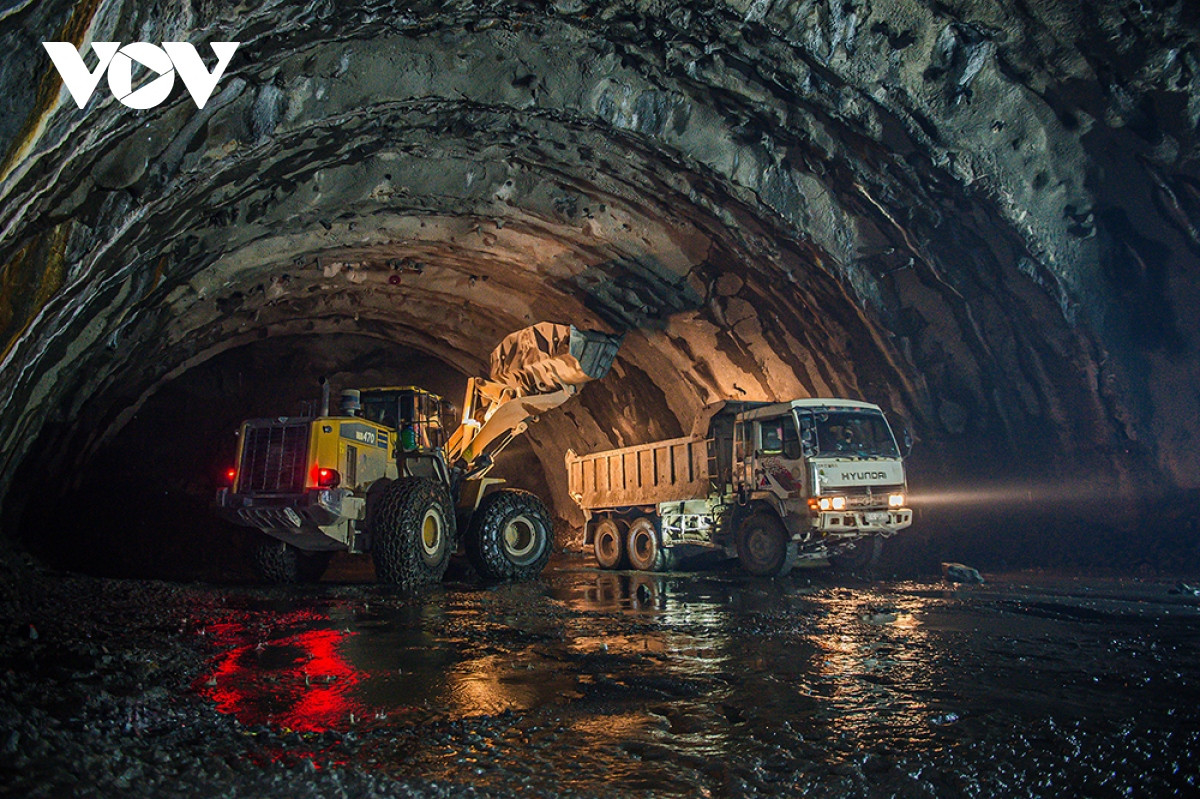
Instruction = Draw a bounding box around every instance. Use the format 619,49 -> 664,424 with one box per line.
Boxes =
626,516 -> 674,572
735,512 -> 789,577
251,538 -> 333,584
593,518 -> 626,570
465,489 -> 553,581
371,477 -> 454,588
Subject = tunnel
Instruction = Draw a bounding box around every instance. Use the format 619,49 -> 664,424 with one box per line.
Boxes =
3,0 -> 1199,575
4,2 -> 1200,796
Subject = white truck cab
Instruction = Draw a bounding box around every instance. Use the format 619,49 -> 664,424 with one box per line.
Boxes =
735,399 -> 912,547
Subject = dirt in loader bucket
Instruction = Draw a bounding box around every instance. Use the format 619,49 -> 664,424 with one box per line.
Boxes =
489,323 -> 622,395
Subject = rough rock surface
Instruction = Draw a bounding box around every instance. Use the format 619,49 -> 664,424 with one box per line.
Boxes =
1,1 -> 1199,564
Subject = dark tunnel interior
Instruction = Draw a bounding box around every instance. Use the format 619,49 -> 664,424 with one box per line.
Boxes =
3,0 -> 1200,577
5,3 -> 1200,797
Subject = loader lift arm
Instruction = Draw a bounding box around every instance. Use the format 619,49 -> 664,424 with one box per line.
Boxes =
446,323 -> 621,477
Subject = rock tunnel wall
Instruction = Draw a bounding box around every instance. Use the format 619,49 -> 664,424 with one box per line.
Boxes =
1,0 -> 1199,569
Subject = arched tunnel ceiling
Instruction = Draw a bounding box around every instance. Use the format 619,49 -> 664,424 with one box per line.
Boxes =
2,0 -> 1200,544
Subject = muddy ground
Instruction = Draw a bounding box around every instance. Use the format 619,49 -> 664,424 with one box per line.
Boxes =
1,549 -> 1198,798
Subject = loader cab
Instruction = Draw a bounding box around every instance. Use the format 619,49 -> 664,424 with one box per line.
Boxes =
359,388 -> 456,452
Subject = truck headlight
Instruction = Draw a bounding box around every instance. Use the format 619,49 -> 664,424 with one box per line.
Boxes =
817,496 -> 846,511
888,493 -> 905,508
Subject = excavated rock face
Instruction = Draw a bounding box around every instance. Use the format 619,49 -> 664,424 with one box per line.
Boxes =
1,1 -> 1198,568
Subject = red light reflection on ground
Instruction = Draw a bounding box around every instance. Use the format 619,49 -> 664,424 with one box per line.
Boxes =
196,626 -> 367,733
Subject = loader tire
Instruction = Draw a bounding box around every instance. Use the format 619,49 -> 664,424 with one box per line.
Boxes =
626,516 -> 673,572
829,536 -> 883,573
735,512 -> 789,577
466,489 -> 553,581
593,517 -> 625,570
251,538 -> 333,584
371,478 -> 454,588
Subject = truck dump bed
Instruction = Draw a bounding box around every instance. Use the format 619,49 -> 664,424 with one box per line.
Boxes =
566,437 -> 710,510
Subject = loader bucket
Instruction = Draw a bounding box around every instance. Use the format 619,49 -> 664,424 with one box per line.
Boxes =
490,323 -> 622,394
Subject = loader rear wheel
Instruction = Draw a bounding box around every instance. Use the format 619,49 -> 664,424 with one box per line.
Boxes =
626,516 -> 674,572
593,518 -> 625,570
251,538 -> 333,584
735,512 -> 789,577
371,478 -> 454,588
466,489 -> 553,581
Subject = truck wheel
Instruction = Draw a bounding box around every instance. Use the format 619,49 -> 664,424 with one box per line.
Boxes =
626,517 -> 673,572
251,538 -> 333,584
593,518 -> 626,569
371,478 -> 454,588
829,536 -> 883,572
735,512 -> 789,577
466,489 -> 553,581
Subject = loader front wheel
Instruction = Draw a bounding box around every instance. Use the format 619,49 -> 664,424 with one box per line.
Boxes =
593,518 -> 625,570
251,538 -> 333,584
466,489 -> 553,581
371,478 -> 454,588
735,512 -> 789,577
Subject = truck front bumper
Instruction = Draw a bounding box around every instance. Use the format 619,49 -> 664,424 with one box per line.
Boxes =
814,507 -> 912,537
214,488 -> 347,530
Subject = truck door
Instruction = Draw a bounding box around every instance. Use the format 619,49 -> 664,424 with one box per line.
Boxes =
753,415 -> 804,497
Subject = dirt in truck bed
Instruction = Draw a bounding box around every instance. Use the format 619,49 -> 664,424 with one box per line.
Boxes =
1,548 -> 1198,798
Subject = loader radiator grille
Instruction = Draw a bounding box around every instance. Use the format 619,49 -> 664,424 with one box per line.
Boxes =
240,423 -> 309,493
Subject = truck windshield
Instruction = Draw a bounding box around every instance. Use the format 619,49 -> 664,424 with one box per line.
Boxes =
800,410 -> 899,458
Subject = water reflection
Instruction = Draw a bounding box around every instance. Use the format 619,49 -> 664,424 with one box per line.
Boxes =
194,571 -> 945,752
194,594 -> 578,732
204,628 -> 364,732
806,590 -> 938,744
189,568 -> 1200,796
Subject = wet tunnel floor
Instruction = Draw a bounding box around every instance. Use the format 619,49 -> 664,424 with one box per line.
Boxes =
3,556 -> 1200,797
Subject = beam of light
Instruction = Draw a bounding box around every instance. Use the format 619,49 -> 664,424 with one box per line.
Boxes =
909,478 -> 1138,508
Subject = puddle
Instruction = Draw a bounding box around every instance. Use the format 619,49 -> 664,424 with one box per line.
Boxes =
192,565 -> 1200,795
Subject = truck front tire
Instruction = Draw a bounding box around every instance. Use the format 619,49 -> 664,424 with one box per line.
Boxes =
735,512 -> 789,577
593,518 -> 625,569
466,489 -> 553,581
626,516 -> 674,572
371,478 -> 454,588
251,538 -> 333,584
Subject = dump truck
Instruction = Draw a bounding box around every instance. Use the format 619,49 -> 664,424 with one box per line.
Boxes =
215,323 -> 621,587
566,398 -> 912,576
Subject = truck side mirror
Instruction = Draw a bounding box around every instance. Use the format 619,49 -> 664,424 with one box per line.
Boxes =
902,427 -> 913,458
801,428 -> 815,458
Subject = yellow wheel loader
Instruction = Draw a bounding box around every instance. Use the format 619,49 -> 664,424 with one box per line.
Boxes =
214,323 -> 621,587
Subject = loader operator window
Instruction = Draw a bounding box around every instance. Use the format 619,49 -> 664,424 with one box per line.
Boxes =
362,397 -> 397,429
